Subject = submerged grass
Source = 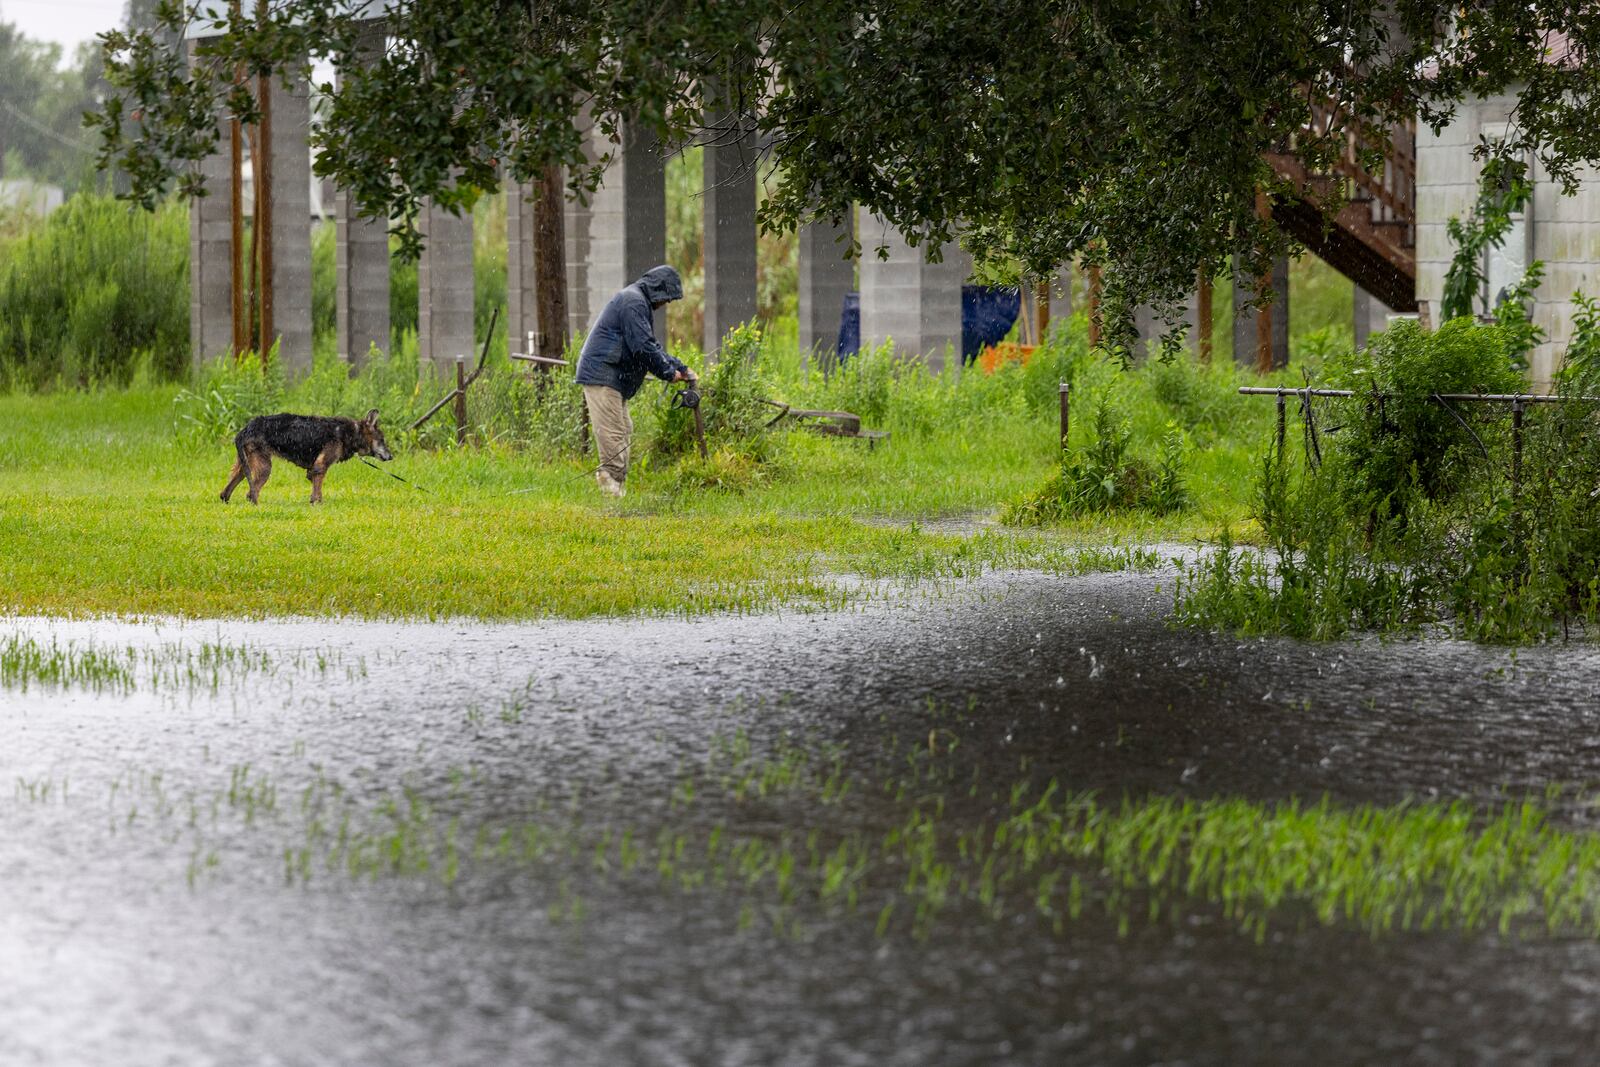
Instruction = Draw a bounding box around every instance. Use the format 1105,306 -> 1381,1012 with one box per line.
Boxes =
86,709 -> 1600,945
0,631 -> 356,694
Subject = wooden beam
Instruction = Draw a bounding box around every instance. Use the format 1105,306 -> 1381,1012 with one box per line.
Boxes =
532,164 -> 568,363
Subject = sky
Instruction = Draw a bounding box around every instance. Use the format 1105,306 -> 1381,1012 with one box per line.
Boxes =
3,0 -> 128,60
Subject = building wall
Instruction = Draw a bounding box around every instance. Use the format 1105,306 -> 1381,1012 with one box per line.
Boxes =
856,209 -> 970,372
1416,91 -> 1600,386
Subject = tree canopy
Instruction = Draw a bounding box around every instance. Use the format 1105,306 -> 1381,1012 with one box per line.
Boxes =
93,1 -> 1600,330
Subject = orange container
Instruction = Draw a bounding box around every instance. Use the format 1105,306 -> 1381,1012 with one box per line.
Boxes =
977,342 -> 1035,374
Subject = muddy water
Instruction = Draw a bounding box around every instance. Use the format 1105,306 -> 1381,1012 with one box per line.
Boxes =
5,569 -> 1600,1066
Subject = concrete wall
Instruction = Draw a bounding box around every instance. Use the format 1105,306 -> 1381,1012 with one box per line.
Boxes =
1416,90 -> 1600,386
565,114 -> 666,340
1231,256 -> 1290,369
416,199 -> 475,375
334,21 -> 389,368
702,115 -> 759,354
266,71 -> 314,376
798,215 -> 854,359
334,186 -> 390,367
1354,286 -> 1395,350
507,179 -> 540,354
857,210 -> 970,372
188,42 -> 234,369
1133,293 -> 1203,359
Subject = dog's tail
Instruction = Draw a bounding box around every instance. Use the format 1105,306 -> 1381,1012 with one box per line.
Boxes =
232,417 -> 258,465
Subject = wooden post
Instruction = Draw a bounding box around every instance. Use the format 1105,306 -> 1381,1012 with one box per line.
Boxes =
454,356 -> 467,445
1255,275 -> 1273,373
1059,381 -> 1071,451
1197,269 -> 1213,364
255,72 -> 274,361
533,164 -> 568,362
1276,392 -> 1286,454
1511,397 -> 1524,551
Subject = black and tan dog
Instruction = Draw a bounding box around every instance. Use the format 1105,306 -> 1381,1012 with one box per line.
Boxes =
221,410 -> 392,505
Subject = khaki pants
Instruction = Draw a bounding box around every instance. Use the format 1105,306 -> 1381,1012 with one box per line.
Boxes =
583,385 -> 633,483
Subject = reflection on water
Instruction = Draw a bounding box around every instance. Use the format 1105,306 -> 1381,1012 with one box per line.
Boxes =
5,570 -> 1600,1066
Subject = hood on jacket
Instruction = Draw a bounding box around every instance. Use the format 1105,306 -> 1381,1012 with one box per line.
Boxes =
636,265 -> 684,306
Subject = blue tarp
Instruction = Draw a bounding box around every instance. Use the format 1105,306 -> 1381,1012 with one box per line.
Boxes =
835,286 -> 1021,364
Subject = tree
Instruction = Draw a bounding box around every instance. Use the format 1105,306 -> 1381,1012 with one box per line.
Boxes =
90,1 -> 1600,336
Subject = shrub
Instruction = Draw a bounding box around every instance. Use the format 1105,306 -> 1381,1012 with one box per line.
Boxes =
653,321 -> 776,462
1177,315 -> 1600,643
0,194 -> 188,389
174,346 -> 288,445
1002,391 -> 1188,523
1321,318 -> 1522,518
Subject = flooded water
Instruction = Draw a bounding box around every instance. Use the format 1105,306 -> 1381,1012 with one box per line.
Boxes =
6,567 -> 1600,1065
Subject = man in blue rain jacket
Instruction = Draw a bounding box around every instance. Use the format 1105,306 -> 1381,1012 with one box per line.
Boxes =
574,264 -> 693,497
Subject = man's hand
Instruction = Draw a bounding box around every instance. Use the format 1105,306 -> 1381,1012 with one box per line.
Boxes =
674,369 -> 698,383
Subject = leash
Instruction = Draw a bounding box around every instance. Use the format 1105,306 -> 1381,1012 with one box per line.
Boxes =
361,458 -> 431,493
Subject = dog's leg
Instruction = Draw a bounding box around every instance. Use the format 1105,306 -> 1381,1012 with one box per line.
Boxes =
220,461 -> 246,503
245,450 -> 272,504
307,444 -> 341,504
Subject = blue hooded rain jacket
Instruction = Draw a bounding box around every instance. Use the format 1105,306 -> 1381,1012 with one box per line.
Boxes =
574,265 -> 689,400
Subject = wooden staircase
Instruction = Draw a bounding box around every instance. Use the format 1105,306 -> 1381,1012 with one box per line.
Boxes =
1264,97 -> 1418,312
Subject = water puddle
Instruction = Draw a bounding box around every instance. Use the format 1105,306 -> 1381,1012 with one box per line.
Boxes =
5,568 -> 1600,1064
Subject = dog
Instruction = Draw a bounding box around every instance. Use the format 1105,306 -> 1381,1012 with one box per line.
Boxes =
221,409 -> 392,505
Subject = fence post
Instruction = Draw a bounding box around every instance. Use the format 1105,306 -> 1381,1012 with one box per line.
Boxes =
1276,391 -> 1286,455
1512,397 -> 1524,550
1059,381 -> 1071,452
454,355 -> 467,446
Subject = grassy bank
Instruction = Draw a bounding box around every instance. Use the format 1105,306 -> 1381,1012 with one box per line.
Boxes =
0,324 -> 1285,620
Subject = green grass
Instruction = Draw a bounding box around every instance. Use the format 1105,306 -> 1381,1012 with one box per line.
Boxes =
0,631 -> 358,694
0,324 -> 1296,620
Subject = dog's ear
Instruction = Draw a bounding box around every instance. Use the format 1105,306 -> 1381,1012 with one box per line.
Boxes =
363,408 -> 380,428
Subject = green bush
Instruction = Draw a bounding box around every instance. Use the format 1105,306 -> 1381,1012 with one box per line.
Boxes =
174,346 -> 287,445
1003,392 -> 1188,523
652,321 -> 775,463
1177,316 -> 1600,643
1321,318 -> 1522,516
0,194 -> 188,389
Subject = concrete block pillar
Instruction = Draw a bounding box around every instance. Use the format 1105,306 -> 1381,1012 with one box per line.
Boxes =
334,187 -> 390,367
507,179 -> 540,353
565,114 -> 666,340
187,41 -> 233,369
334,21 -> 388,367
1133,295 -> 1203,358
702,118 -> 759,353
798,215 -> 854,358
417,200 -> 475,375
188,154 -> 233,361
1354,285 -> 1393,349
266,69 -> 314,376
1232,254 -> 1290,370
857,209 -> 971,372
1049,266 -> 1073,316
